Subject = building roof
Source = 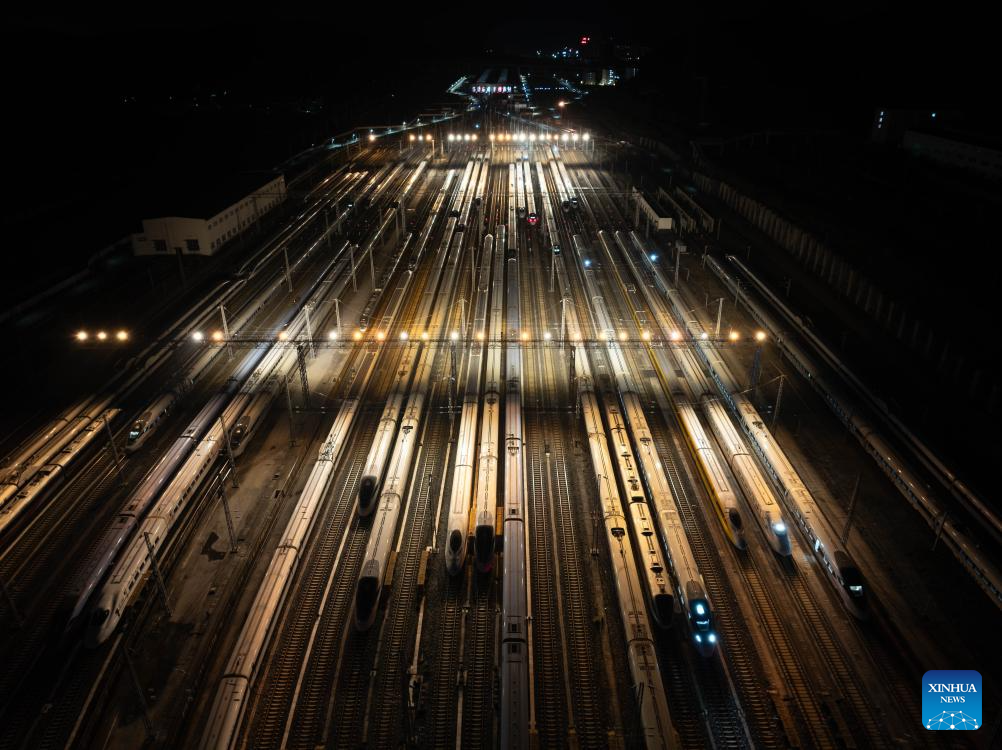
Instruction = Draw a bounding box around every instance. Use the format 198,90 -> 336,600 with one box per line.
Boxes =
143,170 -> 283,220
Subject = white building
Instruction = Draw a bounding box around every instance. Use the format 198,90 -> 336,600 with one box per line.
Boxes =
132,173 -> 286,257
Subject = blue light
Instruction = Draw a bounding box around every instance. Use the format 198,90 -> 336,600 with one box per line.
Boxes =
649,253 -> 658,262
694,634 -> 702,643
708,633 -> 717,643
931,112 -> 937,118
773,522 -> 787,534
695,603 -> 705,616
583,259 -> 591,268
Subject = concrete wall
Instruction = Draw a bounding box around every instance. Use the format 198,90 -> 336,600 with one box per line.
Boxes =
693,170 -> 999,414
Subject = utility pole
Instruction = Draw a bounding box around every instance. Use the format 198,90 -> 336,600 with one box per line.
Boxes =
715,297 -> 724,338
369,243 -> 376,289
771,375 -> 785,430
105,417 -> 122,476
349,244 -> 358,291
304,303 -> 316,359
285,376 -> 296,445
841,473 -> 861,546
143,531 -> 172,617
219,415 -> 238,488
335,298 -> 342,339
218,483 -> 238,553
560,297 -> 567,350
283,246 -> 293,294
220,304 -> 233,359
297,344 -> 311,409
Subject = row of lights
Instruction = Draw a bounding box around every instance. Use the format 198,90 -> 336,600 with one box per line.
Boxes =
407,133 -> 435,142
447,133 -> 480,142
186,328 -> 766,344
76,330 -> 128,342
489,132 -> 589,143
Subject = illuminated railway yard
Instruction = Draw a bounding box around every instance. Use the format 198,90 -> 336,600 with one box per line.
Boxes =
0,86 -> 998,750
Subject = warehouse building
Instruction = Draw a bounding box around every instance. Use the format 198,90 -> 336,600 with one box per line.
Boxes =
132,172 -> 286,257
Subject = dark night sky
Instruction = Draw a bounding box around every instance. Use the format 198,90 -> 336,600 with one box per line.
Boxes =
0,7 -> 988,285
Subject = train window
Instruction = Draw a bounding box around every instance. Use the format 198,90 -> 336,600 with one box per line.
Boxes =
509,644 -> 521,654
508,623 -> 520,633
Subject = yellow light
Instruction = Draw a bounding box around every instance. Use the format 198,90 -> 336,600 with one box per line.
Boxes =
618,330 -> 627,341
76,330 -> 88,341
211,330 -> 223,341
669,331 -> 681,341
409,134 -> 415,141
641,331 -> 652,341
477,331 -> 485,341
353,330 -> 363,341
558,101 -> 566,108
400,331 -> 409,340
450,331 -> 460,341
520,331 -> 529,341
280,331 -> 291,341
96,330 -> 108,341
376,330 -> 386,341
471,134 -> 478,141
729,331 -> 740,342
700,332 -> 709,340
599,331 -> 607,341
116,330 -> 128,341
421,331 -> 429,340
192,331 -> 204,342
755,330 -> 766,342
368,134 -> 376,142
489,133 -> 495,141
543,331 -> 552,341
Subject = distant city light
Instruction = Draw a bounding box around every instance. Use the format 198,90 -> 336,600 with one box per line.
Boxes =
641,331 -> 652,341
755,330 -> 767,342
375,330 -> 386,341
192,331 -> 204,342
353,330 -> 363,341
211,330 -> 223,341
670,331 -> 681,341
729,331 -> 740,341
76,330 -> 88,341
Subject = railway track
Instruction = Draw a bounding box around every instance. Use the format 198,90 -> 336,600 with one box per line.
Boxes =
242,415 -> 374,747
645,414 -> 785,749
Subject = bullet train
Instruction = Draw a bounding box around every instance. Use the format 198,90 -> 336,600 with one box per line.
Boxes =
499,235 -> 530,746
445,235 -> 494,574
471,230 -> 504,573
69,254 -> 343,628
355,230 -> 465,630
